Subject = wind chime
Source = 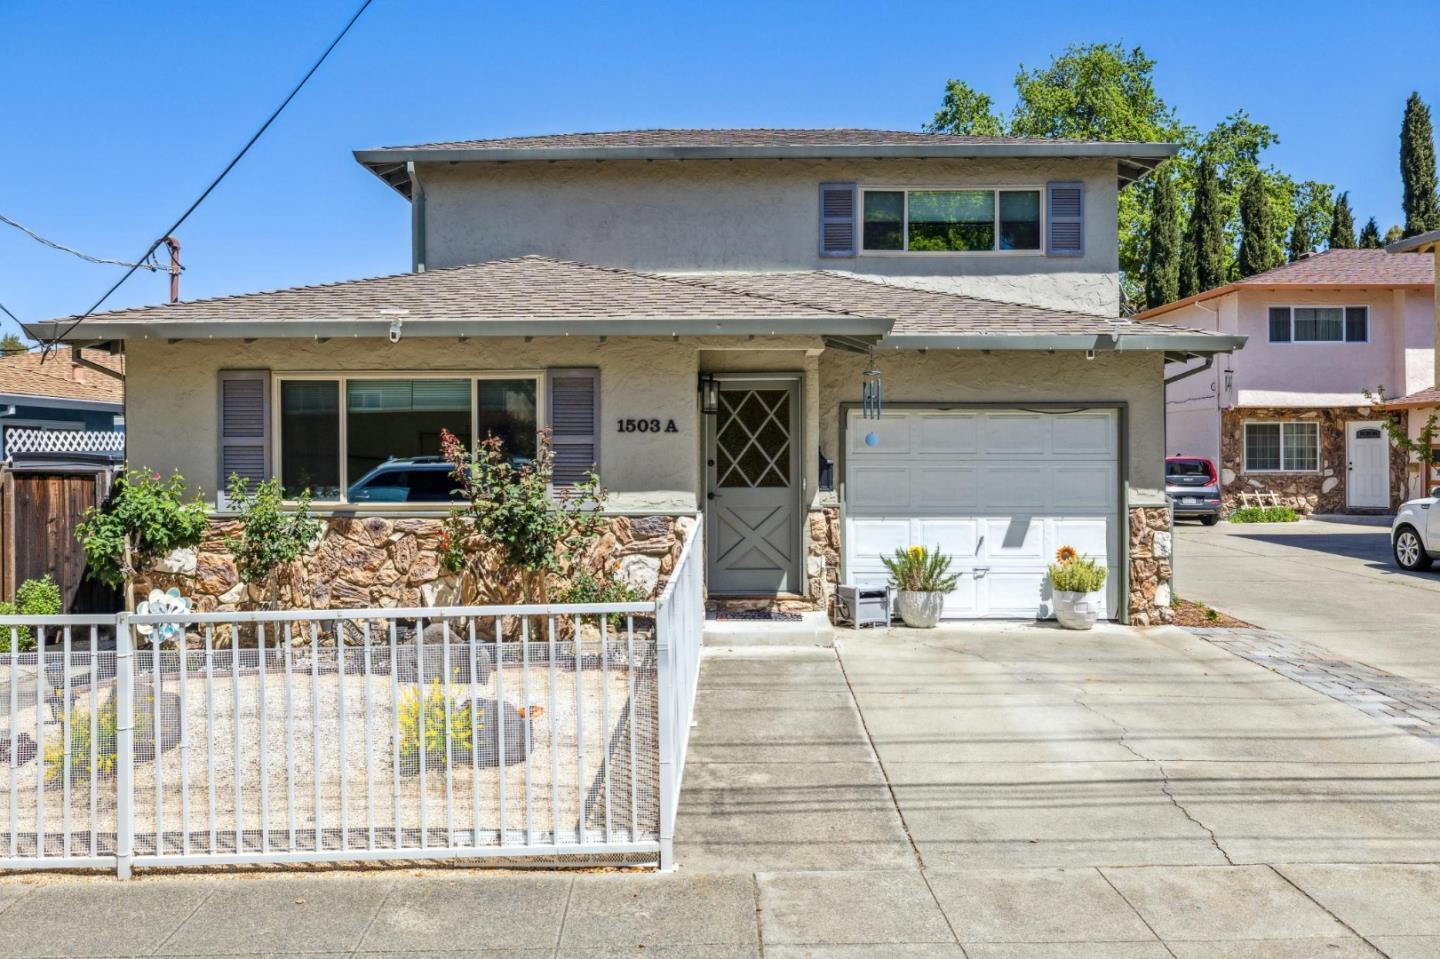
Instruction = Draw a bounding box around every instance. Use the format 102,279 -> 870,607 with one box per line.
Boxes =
861,350 -> 883,419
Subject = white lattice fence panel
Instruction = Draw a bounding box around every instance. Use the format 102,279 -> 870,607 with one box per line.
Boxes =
5,428 -> 125,455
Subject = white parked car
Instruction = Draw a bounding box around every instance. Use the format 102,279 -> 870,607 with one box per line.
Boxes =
1392,490 -> 1440,571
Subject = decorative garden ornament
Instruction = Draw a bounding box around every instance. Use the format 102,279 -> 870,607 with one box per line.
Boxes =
861,350 -> 883,419
134,587 -> 192,646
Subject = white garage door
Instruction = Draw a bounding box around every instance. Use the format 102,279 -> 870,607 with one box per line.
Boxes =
844,408 -> 1120,620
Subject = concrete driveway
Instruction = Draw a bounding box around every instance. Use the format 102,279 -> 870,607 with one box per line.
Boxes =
1173,517 -> 1440,686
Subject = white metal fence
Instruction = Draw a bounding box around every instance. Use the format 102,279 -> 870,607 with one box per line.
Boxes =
0,527 -> 705,877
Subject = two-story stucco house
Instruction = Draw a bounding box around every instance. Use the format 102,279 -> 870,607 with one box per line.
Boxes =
25,129 -> 1241,624
1136,249 -> 1435,513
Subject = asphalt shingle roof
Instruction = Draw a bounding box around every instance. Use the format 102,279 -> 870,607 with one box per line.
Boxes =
0,348 -> 124,404
374,128 -> 1141,152
27,255 -> 1227,346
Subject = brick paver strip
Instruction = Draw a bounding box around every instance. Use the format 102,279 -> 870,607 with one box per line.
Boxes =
1188,628 -> 1440,744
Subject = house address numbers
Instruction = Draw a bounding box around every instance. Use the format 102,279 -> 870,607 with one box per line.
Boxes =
617,418 -> 679,434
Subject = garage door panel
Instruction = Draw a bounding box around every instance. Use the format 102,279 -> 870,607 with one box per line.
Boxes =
849,465 -> 911,509
985,571 -> 1049,617
849,413 -> 910,453
917,413 -> 978,453
911,519 -> 980,558
1051,518 -> 1110,560
979,465 -> 1047,509
914,466 -> 978,510
1050,413 -> 1117,455
1051,464 -> 1116,511
981,412 -> 1048,454
944,575 -> 979,617
982,517 -> 1045,558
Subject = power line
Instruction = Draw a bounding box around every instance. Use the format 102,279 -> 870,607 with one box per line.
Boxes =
45,0 -> 376,350
0,213 -> 168,271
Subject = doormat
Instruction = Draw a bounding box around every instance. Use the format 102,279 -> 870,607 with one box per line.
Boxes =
708,610 -> 803,622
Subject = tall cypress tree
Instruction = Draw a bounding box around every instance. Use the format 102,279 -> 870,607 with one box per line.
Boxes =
1237,173 -> 1277,277
1288,209 -> 1312,262
1144,165 -> 1181,307
1358,217 -> 1383,248
1189,154 -> 1226,291
1328,191 -> 1356,248
1401,92 -> 1440,236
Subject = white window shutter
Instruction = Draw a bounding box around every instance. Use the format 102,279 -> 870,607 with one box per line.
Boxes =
547,368 -> 599,487
819,182 -> 857,257
217,369 -> 271,506
1046,181 -> 1085,257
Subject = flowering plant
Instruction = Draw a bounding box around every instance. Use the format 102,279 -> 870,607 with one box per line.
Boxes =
880,545 -> 958,593
1048,546 -> 1108,593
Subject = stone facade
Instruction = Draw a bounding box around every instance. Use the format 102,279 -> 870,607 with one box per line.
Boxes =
1128,506 -> 1173,626
139,514 -> 693,615
1219,407 -> 1408,514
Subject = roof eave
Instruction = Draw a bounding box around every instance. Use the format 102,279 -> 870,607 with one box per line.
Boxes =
1387,229 -> 1440,253
24,316 -> 895,343
878,332 -> 1247,353
354,141 -> 1180,198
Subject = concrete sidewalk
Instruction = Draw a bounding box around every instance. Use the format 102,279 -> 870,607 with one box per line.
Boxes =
2,625 -> 1440,957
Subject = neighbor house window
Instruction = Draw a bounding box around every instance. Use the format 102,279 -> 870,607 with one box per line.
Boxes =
277,373 -> 540,503
1267,306 -> 1368,343
1244,421 -> 1319,472
861,188 -> 1042,253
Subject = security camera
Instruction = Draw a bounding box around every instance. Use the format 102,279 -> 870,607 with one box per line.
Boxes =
381,309 -> 409,344
389,320 -> 403,344
1085,349 -> 1096,360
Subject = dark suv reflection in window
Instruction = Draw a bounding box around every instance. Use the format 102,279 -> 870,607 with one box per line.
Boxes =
346,458 -> 463,503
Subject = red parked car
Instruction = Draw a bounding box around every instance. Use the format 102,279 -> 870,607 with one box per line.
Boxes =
1165,456 -> 1222,525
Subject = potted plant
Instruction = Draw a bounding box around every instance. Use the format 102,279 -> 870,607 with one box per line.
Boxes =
1048,546 -> 1108,630
880,545 -> 958,629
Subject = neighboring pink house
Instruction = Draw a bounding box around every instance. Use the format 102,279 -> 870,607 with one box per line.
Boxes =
1382,231 -> 1440,498
1135,249 -> 1435,513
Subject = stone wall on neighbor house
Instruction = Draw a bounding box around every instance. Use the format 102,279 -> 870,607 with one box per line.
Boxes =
1219,407 -> 1408,514
139,514 -> 694,617
1128,506 -> 1173,627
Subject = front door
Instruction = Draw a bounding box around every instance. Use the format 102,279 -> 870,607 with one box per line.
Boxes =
705,378 -> 801,594
1346,421 -> 1389,509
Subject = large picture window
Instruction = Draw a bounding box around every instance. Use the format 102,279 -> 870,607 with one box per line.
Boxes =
277,374 -> 540,503
1267,306 -> 1368,343
861,187 -> 1042,253
1244,421 -> 1319,472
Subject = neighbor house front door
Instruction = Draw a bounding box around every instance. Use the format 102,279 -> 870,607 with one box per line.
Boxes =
1346,421 -> 1389,509
705,378 -> 801,595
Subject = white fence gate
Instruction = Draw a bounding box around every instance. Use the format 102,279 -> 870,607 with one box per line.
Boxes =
0,528 -> 704,877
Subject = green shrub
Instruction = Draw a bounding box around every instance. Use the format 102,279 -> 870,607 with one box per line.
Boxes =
75,469 -> 208,605
1228,505 -> 1299,524
223,475 -> 321,606
554,570 -> 645,628
398,678 -> 478,771
0,574 -> 63,653
1048,552 -> 1109,593
881,545 -> 959,593
44,698 -> 120,785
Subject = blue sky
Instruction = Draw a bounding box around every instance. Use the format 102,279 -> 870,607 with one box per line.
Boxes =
3,0 -> 1437,342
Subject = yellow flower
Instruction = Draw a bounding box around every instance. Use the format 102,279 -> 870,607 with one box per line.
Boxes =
907,546 -> 924,561
1055,545 -> 1078,564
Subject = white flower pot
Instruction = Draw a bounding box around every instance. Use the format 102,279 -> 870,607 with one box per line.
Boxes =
1053,589 -> 1103,630
895,590 -> 945,629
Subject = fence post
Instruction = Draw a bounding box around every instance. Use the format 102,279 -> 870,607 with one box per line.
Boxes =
655,601 -> 676,872
114,613 -> 134,880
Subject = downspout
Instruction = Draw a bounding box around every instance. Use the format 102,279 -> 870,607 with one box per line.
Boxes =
409,161 -> 427,273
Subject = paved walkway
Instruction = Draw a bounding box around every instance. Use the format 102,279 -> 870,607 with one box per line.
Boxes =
3,625 -> 1440,957
1173,517 -> 1440,686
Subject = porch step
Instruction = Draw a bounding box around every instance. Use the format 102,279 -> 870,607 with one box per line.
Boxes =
702,610 -> 834,647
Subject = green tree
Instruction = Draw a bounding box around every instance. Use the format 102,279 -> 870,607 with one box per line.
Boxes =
1237,172 -> 1279,277
1358,217 -> 1383,248
1385,224 -> 1406,245
223,475 -> 321,609
1182,154 -> 1225,294
1287,181 -> 1333,261
1401,92 -> 1440,237
0,333 -> 26,355
1328,191 -> 1356,248
75,469 -> 209,611
923,80 -> 1004,136
1144,164 -> 1181,307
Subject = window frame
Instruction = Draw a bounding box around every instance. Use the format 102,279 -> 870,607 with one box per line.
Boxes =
271,370 -> 545,506
1266,304 -> 1369,344
1242,419 -> 1321,474
858,185 -> 1047,256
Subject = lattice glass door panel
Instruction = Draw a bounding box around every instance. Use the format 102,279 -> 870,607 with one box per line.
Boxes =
715,389 -> 792,488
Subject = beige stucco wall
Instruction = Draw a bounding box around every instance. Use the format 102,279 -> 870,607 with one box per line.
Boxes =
816,349 -> 1167,504
415,157 -> 1122,316
125,337 -> 1164,513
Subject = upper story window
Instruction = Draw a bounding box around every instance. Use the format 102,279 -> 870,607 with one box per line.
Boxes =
1267,306 -> 1368,343
861,188 -> 1043,253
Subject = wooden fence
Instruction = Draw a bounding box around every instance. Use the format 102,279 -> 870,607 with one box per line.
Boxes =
0,465 -> 118,612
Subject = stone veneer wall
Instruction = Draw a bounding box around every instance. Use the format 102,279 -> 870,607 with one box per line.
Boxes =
1128,506 -> 1173,626
138,514 -> 693,615
1219,408 -> 1407,514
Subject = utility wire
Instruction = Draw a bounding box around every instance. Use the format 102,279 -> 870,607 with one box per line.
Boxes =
0,213 -> 168,271
45,0 -> 375,350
